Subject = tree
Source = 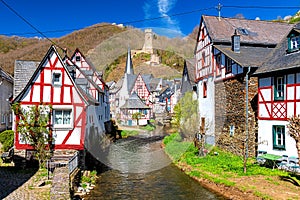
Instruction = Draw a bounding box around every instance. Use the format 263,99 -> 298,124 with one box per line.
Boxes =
287,115 -> 300,165
12,103 -> 53,168
172,91 -> 199,139
132,112 -> 142,126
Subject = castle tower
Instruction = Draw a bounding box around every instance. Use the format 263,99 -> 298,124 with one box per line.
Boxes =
142,29 -> 153,54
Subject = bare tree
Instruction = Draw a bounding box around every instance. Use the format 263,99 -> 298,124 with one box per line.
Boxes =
287,115 -> 300,165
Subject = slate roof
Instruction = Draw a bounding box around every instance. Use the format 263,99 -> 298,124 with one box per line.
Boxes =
181,58 -> 195,95
125,73 -> 137,92
14,60 -> 40,98
149,78 -> 162,92
186,58 -> 195,83
141,74 -> 153,91
0,67 -> 13,83
202,15 -> 293,46
120,92 -> 149,109
214,45 -> 273,67
254,22 -> 300,75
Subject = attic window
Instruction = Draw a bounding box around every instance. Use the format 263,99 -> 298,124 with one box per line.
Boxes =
52,72 -> 62,86
75,56 -> 80,61
288,34 -> 300,52
237,27 -> 249,36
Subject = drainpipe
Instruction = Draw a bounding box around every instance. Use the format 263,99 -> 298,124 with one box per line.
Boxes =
245,66 -> 251,158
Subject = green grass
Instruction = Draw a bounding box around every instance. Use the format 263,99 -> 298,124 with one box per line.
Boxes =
163,133 -> 294,190
121,130 -> 139,138
140,124 -> 156,131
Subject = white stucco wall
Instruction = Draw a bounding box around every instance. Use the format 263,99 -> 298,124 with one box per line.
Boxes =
197,76 -> 215,137
257,120 -> 298,157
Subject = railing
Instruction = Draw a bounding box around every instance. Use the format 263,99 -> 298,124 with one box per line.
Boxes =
68,151 -> 79,174
47,151 -> 79,179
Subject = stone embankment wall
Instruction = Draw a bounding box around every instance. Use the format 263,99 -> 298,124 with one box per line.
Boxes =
215,76 -> 258,157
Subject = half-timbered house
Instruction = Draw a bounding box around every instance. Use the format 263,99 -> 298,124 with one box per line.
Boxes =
69,49 -> 110,123
120,92 -> 150,126
12,45 -> 108,163
195,15 -> 292,154
111,48 -> 153,125
0,68 -> 13,131
254,23 -> 300,157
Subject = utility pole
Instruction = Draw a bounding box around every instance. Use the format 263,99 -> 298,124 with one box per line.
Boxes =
244,66 -> 251,173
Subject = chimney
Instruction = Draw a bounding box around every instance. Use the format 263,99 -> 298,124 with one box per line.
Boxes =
231,29 -> 240,53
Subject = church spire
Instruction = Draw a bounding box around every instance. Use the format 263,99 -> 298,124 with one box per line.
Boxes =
125,47 -> 134,75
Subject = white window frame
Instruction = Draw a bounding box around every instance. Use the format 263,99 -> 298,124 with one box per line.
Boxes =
53,106 -> 73,129
273,125 -> 285,150
291,36 -> 300,50
274,76 -> 285,101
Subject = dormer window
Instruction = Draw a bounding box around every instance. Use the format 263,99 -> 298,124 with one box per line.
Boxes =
288,33 -> 300,52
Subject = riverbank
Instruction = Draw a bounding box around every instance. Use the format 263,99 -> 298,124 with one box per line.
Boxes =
163,133 -> 300,200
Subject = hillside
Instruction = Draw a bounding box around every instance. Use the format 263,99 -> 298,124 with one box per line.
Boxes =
0,23 -> 125,75
103,50 -> 184,82
87,28 -> 196,82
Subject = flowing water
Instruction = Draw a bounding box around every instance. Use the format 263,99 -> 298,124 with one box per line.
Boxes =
86,130 -> 225,200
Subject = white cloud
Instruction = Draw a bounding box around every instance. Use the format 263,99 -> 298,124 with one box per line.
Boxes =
143,2 -> 151,19
143,0 -> 183,37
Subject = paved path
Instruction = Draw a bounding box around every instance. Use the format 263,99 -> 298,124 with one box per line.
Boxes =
0,166 -> 48,200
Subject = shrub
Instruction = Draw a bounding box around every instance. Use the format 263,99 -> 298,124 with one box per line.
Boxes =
0,130 -> 14,152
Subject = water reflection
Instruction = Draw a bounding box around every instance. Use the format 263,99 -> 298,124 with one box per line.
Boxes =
87,131 -> 224,200
87,164 -> 224,200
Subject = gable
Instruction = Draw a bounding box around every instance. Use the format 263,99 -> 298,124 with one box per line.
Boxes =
13,46 -> 88,105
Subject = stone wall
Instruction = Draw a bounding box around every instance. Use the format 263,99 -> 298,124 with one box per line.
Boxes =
215,76 -> 258,157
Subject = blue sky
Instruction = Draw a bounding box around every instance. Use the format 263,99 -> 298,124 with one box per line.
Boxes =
0,0 -> 299,38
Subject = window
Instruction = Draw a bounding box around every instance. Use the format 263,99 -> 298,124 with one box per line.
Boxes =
53,109 -> 72,128
75,56 -> 81,61
215,53 -> 221,76
229,125 -> 235,137
289,35 -> 300,51
201,52 -> 206,68
273,125 -> 285,150
274,76 -> 284,100
203,82 -> 207,98
69,70 -> 76,80
1,114 -> 5,124
225,57 -> 232,73
52,72 -> 62,86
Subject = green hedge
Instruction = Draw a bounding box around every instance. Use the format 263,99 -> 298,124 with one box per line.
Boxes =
0,130 -> 14,152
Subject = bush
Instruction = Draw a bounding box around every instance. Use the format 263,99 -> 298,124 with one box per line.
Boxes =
0,130 -> 14,152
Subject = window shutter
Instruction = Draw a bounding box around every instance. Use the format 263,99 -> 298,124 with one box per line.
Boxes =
272,125 -> 276,148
